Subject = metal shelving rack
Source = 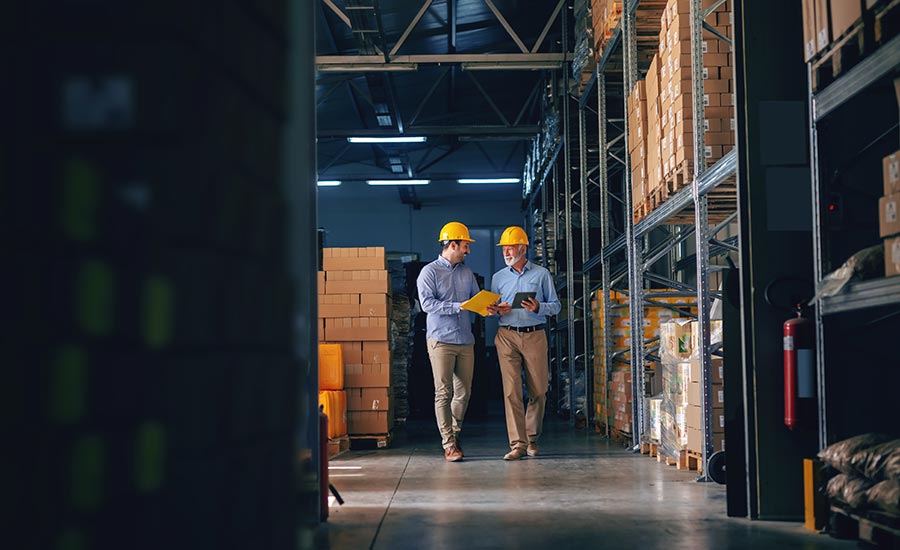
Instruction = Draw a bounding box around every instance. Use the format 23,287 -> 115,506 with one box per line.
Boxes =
525,1 -> 739,451
808,33 -> 900,449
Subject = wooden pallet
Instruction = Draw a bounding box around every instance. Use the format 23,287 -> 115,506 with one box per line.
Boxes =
657,449 -> 688,468
328,435 -> 350,459
685,451 -> 705,475
875,0 -> 900,44
829,503 -> 900,548
640,441 -> 659,457
350,432 -> 392,449
811,21 -> 868,92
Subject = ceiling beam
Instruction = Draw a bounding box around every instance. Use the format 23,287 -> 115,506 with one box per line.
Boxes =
316,53 -> 573,71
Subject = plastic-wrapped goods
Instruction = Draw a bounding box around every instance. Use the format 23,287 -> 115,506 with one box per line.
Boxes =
848,439 -> 900,482
819,433 -> 895,474
826,473 -> 873,509
647,396 -> 662,442
659,319 -> 692,364
866,479 -> 900,515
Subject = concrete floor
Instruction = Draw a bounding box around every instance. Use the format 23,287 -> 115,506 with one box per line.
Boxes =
315,409 -> 853,549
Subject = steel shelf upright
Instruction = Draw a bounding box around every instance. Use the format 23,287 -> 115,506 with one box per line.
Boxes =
808,33 -> 900,449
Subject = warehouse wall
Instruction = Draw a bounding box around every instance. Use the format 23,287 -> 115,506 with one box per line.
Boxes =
318,194 -> 525,261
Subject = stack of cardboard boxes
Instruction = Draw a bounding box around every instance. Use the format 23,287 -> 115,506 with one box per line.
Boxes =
592,0 -> 624,55
318,247 -> 394,436
882,151 -> 900,276
591,289 -> 695,433
801,0 -> 865,64
686,356 -> 725,453
631,0 -> 734,221
657,0 -> 734,181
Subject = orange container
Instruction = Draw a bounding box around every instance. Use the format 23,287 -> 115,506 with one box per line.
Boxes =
318,390 -> 348,438
319,343 -> 344,390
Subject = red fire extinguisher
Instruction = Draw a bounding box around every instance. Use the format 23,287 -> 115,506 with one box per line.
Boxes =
783,307 -> 814,430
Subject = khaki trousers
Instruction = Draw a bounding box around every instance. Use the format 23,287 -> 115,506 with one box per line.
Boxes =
426,339 -> 475,449
495,327 -> 549,450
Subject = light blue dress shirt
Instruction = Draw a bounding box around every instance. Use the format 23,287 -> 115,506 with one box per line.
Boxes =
416,256 -> 480,344
491,260 -> 561,327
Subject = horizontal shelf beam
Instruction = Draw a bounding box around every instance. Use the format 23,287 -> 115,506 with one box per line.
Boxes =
814,34 -> 900,121
820,277 -> 900,315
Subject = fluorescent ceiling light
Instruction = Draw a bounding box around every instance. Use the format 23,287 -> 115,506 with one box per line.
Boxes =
367,179 -> 430,186
317,63 -> 418,72
458,178 -> 521,184
347,136 -> 427,143
461,62 -> 561,71
317,180 -> 341,186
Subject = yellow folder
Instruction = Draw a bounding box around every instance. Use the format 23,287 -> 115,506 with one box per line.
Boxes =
460,290 -> 501,317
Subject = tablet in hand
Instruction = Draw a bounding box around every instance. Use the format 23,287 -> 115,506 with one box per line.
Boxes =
511,291 -> 537,308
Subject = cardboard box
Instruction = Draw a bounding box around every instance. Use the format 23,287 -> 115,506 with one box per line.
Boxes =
346,387 -> 391,411
325,269 -> 390,295
802,0 -> 817,61
704,79 -> 730,94
687,381 -> 725,408
318,271 -> 325,294
324,341 -> 362,364
322,247 -> 387,271
359,293 -> 390,317
704,53 -> 730,67
687,427 -> 725,453
815,0 -> 830,52
689,357 -> 725,385
884,151 -> 900,196
886,236 -> 900,276
318,293 -> 361,318
804,458 -> 828,531
324,317 -> 389,341
363,341 -> 391,364
348,410 -> 392,434
344,363 -> 391,387
829,0 -> 862,42
686,405 -> 725,432
880,193 -> 900,237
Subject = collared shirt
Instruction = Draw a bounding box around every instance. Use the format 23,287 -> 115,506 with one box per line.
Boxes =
416,255 -> 480,344
491,260 -> 561,327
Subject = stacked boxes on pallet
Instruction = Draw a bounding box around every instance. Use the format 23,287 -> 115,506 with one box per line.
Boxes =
801,0 -> 865,63
658,0 -> 734,183
882,151 -> 900,276
592,0 -> 624,56
591,290 -> 695,434
631,0 -> 735,222
319,247 -> 394,436
658,319 -> 692,460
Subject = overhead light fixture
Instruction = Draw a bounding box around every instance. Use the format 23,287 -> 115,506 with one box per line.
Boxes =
347,136 -> 427,144
458,178 -> 521,184
317,63 -> 418,72
461,62 -> 561,71
367,179 -> 430,186
317,180 -> 342,187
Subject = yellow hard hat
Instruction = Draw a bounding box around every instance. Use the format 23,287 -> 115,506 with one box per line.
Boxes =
497,226 -> 529,246
438,221 -> 475,242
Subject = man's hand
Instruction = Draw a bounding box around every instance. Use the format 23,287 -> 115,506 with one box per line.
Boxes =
487,302 -> 512,316
521,297 -> 540,313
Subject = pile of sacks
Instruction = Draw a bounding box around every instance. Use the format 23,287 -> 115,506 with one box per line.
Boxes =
819,434 -> 900,514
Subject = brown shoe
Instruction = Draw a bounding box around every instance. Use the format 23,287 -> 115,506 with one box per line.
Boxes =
526,442 -> 539,457
503,447 -> 527,461
455,438 -> 464,458
445,445 -> 463,462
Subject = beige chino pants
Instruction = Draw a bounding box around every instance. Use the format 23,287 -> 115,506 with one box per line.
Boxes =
426,339 -> 475,449
495,327 -> 549,450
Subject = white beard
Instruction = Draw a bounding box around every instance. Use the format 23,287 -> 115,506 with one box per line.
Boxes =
504,251 -> 524,266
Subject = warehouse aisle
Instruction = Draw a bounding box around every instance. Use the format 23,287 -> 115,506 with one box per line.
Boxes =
315,411 -> 854,549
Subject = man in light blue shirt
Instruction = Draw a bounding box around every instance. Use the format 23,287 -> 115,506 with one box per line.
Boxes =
416,222 -> 481,462
487,226 -> 560,460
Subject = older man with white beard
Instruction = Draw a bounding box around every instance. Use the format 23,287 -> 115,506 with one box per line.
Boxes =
486,226 -> 560,460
